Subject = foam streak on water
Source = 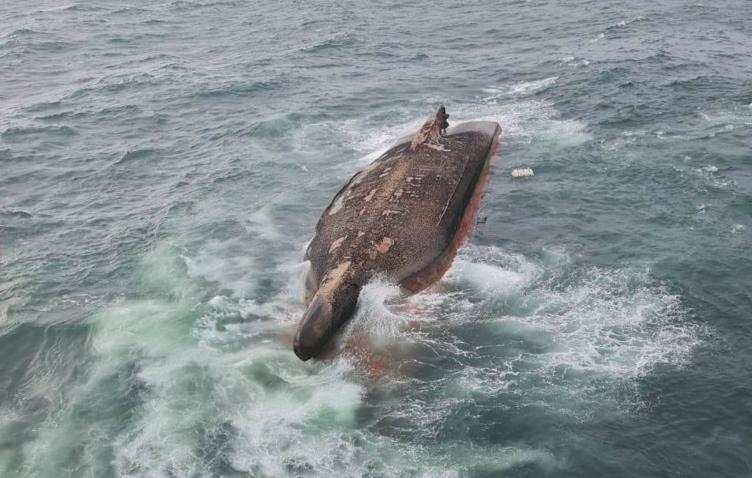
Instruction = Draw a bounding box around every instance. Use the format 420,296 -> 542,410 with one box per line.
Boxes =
1,0 -> 751,477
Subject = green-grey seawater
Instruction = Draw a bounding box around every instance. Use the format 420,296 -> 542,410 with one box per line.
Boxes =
1,1 -> 751,476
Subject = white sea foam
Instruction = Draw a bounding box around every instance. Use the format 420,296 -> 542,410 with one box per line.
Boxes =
0,408 -> 21,475
509,76 -> 559,95
182,239 -> 258,297
607,16 -> 646,29
694,164 -> 732,190
466,93 -> 592,151
228,359 -> 365,476
483,77 -> 559,99
13,220 -> 705,476
404,245 -> 705,416
526,267 -> 699,378
700,110 -> 752,126
306,82 -> 588,170
341,278 -> 405,345
731,223 -> 746,234
446,246 -> 542,298
539,119 -> 593,148
246,204 -> 282,241
336,114 -> 426,164
329,92 -> 560,164
457,98 -> 558,142
560,56 -> 590,67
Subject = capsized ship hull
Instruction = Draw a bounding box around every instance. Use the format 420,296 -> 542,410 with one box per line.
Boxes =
295,107 -> 502,360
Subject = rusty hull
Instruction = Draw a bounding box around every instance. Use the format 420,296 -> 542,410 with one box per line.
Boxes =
294,107 -> 501,360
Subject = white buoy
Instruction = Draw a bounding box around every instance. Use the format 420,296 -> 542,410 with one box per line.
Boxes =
512,168 -> 534,178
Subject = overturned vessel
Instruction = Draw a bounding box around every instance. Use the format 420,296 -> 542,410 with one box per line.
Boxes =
294,106 -> 501,360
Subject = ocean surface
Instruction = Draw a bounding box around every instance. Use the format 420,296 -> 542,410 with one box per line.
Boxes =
1,1 -> 751,476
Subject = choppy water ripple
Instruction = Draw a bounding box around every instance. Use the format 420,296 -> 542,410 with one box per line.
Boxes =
1,0 -> 751,477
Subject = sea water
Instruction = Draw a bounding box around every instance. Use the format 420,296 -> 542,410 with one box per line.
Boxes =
1,1 -> 751,476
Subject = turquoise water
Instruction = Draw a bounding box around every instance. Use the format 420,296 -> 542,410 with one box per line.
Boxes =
1,1 -> 751,476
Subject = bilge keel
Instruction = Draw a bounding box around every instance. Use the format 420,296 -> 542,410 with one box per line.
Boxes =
294,106 -> 502,360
